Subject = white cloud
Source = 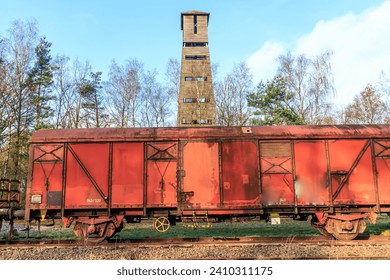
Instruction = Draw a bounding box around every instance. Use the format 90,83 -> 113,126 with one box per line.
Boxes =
246,41 -> 285,83
247,1 -> 390,106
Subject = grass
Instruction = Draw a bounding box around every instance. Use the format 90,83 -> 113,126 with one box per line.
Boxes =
1,215 -> 389,241
367,215 -> 390,236
114,220 -> 320,240
0,220 -> 75,240
113,214 -> 390,240
114,214 -> 390,240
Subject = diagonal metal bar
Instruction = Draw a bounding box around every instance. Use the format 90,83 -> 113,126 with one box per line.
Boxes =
34,145 -> 63,162
374,141 -> 390,157
148,143 -> 177,160
332,140 -> 370,201
68,145 -> 108,204
262,157 -> 292,174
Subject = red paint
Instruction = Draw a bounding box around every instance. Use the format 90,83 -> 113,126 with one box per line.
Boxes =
26,125 -> 390,227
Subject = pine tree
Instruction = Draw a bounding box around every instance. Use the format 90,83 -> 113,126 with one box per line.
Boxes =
78,71 -> 105,127
247,76 -> 304,125
28,36 -> 55,130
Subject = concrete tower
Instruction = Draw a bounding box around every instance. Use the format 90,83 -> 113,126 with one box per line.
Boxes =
178,11 -> 216,126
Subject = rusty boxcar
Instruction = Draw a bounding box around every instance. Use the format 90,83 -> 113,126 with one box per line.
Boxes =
25,125 -> 390,242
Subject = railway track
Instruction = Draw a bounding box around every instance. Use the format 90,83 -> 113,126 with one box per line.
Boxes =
1,235 -> 390,260
1,234 -> 389,246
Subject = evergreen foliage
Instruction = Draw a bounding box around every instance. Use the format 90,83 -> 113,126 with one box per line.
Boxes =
27,36 -> 55,130
247,76 -> 304,125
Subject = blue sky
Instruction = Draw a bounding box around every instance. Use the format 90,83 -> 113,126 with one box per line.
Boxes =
1,0 -> 389,105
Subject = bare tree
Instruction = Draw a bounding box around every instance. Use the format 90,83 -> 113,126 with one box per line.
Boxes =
165,58 -> 181,125
214,61 -> 253,126
68,58 -> 92,128
277,52 -> 310,122
309,51 -> 336,124
277,51 -> 335,124
342,84 -> 388,124
0,40 -> 11,144
140,69 -> 157,127
105,59 -> 143,128
149,85 -> 172,127
0,40 -> 13,177
140,69 -> 173,127
2,19 -> 38,179
52,55 -> 73,128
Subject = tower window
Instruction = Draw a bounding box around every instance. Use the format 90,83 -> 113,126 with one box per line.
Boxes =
181,119 -> 213,125
185,55 -> 206,60
198,98 -> 210,103
183,97 -> 210,103
185,76 -> 193,81
191,119 -> 212,125
194,16 -> 197,34
196,76 -> 207,82
183,42 -> 207,47
183,98 -> 196,103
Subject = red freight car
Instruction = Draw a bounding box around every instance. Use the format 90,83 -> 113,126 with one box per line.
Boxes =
25,125 -> 390,242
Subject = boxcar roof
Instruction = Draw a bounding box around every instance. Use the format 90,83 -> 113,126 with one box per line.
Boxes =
29,125 -> 390,143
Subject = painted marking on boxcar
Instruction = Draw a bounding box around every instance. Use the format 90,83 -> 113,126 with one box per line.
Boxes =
86,198 -> 102,203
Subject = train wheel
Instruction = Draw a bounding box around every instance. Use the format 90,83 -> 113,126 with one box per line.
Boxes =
317,227 -> 334,238
312,223 -> 334,238
310,216 -> 333,238
330,219 -> 366,241
73,221 -> 86,238
154,216 -> 170,232
105,221 -> 117,238
73,221 -> 117,244
85,234 -> 107,244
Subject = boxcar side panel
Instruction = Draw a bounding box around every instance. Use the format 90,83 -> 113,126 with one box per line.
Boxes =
146,142 -> 178,207
260,141 -> 294,206
30,144 -> 64,209
374,141 -> 390,204
329,140 -> 375,204
65,143 -> 109,209
111,142 -> 144,208
294,141 -> 329,205
182,141 -> 220,208
347,146 -> 375,204
221,141 -> 260,206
